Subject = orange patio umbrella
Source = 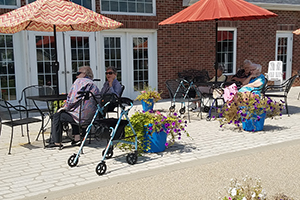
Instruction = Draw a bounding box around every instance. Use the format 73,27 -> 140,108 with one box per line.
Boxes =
159,0 -> 277,82
293,29 -> 300,35
0,0 -> 122,94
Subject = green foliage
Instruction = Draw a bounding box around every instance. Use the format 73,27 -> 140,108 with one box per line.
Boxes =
218,93 -> 284,131
135,85 -> 162,104
119,110 -> 189,154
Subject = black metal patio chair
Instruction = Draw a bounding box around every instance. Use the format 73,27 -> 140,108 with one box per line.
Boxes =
264,74 -> 298,116
0,98 -> 43,154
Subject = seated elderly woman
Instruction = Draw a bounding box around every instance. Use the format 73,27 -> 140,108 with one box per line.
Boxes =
46,66 -> 100,148
238,63 -> 266,97
223,63 -> 266,102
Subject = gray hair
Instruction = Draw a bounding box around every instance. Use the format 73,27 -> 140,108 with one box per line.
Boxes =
106,66 -> 117,74
80,66 -> 94,79
251,63 -> 262,72
218,64 -> 225,72
244,59 -> 252,66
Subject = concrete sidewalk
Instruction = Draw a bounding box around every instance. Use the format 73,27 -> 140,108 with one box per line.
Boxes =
1,87 -> 300,200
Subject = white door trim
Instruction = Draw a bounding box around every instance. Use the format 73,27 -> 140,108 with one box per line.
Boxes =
275,31 -> 293,80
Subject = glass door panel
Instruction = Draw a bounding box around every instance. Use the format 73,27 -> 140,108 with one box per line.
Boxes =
133,37 -> 148,91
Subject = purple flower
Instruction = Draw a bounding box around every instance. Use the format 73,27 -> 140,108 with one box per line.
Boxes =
178,120 -> 182,123
155,122 -> 158,125
178,137 -> 181,140
164,123 -> 170,128
165,143 -> 169,147
172,122 -> 176,126
173,113 -> 178,116
257,115 -> 261,121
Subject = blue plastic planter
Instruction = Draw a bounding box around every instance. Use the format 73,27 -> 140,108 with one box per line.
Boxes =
141,99 -> 154,112
242,112 -> 266,131
144,130 -> 167,153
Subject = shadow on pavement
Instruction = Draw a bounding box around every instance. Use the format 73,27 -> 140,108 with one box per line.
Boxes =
263,125 -> 289,131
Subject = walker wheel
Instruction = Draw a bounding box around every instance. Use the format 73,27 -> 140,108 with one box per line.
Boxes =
206,115 -> 211,121
102,147 -> 113,159
95,161 -> 107,176
179,107 -> 186,114
67,154 -> 79,167
169,105 -> 175,112
126,153 -> 138,165
62,122 -> 69,132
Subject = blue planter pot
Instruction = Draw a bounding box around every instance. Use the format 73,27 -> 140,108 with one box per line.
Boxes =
141,99 -> 154,112
242,112 -> 266,131
144,130 -> 167,153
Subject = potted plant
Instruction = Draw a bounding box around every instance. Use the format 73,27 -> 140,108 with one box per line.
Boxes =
217,92 -> 284,131
135,86 -> 162,112
119,110 -> 189,153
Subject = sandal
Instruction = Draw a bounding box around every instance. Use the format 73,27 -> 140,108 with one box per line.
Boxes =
71,140 -> 81,146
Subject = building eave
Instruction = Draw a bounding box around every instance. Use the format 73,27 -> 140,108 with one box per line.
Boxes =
251,3 -> 300,11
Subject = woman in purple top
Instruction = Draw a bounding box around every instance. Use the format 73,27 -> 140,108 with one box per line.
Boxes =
46,66 -> 100,148
99,66 -> 122,98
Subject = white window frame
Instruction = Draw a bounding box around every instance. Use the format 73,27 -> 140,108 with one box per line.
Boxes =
26,0 -> 95,10
0,0 -> 20,9
100,0 -> 156,16
218,27 -> 237,76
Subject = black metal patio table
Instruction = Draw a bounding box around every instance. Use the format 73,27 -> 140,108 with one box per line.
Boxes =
26,94 -> 68,144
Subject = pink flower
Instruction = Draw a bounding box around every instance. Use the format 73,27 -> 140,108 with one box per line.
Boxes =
156,111 -> 161,115
141,91 -> 146,93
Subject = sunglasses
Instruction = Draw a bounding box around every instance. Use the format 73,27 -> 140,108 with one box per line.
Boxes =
76,71 -> 83,76
105,71 -> 114,75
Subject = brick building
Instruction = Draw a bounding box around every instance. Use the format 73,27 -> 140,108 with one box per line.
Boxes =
0,0 -> 299,101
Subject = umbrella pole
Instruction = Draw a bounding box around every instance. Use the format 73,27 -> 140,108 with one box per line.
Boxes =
53,25 -> 60,95
215,19 -> 218,83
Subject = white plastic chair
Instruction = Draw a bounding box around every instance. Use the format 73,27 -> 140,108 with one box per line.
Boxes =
266,61 -> 283,85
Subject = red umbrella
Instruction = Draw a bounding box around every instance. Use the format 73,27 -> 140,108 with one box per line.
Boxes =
0,0 -> 122,94
159,0 -> 277,82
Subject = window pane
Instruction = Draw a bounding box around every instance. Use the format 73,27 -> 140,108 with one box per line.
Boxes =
217,30 -> 234,74
104,36 -> 122,83
70,0 -> 92,9
70,36 -> 90,82
0,34 -> 15,100
133,37 -> 148,91
101,0 -> 153,14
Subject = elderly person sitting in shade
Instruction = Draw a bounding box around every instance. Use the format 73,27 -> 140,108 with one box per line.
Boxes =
224,63 -> 266,102
238,63 -> 266,97
46,66 -> 100,148
190,64 -> 226,112
99,66 -> 122,98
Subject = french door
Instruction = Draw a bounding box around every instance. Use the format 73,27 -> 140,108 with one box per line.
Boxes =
98,31 -> 157,99
276,32 -> 293,80
28,31 -> 97,94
